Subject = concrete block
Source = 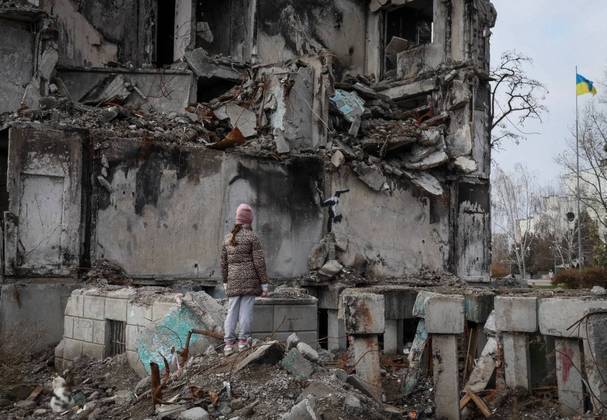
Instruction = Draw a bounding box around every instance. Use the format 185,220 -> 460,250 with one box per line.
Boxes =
251,305 -> 274,333
425,295 -> 465,334
65,293 -> 84,317
280,348 -> 315,380
273,304 -> 317,333
105,298 -> 127,321
412,291 -> 440,318
340,292 -> 385,335
502,333 -> 531,391
464,293 -> 494,323
64,316 -> 74,339
63,338 -> 83,361
127,302 -> 153,327
318,285 -> 346,310
432,335 -> 460,420
152,301 -> 179,321
327,309 -> 346,351
495,296 -> 537,333
538,297 -> 607,337
127,350 -> 147,378
555,338 -> 584,416
83,296 -> 105,320
92,320 -> 106,345
73,318 -> 93,342
126,324 -> 146,351
82,342 -> 105,359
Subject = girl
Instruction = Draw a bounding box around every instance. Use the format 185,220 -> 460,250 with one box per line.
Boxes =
221,203 -> 269,354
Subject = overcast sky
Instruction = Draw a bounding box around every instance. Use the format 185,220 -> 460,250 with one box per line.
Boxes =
491,0 -> 607,187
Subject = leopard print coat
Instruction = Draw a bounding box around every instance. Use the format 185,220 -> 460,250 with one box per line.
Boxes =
221,225 -> 268,297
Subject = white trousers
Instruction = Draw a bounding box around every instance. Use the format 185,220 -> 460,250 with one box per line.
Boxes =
224,295 -> 256,343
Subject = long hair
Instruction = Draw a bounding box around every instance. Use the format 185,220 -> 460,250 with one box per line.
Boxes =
229,224 -> 242,246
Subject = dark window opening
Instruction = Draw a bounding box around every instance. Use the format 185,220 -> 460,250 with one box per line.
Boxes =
106,319 -> 126,357
318,309 -> 328,350
197,77 -> 238,102
156,0 -> 176,66
383,1 -> 434,74
196,0 -> 232,56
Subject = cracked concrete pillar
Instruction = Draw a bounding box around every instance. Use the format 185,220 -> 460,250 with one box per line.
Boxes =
384,319 -> 401,354
425,294 -> 465,420
495,296 -> 537,392
339,291 -> 385,400
555,338 -> 584,416
327,309 -> 346,351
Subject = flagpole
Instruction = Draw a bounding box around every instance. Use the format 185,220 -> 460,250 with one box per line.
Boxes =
576,65 -> 583,269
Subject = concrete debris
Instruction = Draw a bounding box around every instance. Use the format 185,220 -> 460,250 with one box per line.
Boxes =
352,162 -> 387,191
177,406 -> 210,420
591,285 -> 606,295
215,103 -> 257,138
319,259 -> 343,278
403,150 -> 449,170
287,333 -> 300,350
185,48 -> 242,81
331,150 -> 345,168
453,156 -> 478,173
235,341 -> 285,372
281,397 -> 318,420
280,348 -> 315,380
330,89 -> 365,123
296,342 -> 319,363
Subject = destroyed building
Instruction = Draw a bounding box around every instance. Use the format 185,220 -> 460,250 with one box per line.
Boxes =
2,1 -> 605,419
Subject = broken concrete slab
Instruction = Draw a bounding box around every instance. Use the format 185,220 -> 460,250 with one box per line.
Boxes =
378,78 -> 435,101
402,170 -> 444,196
185,48 -> 241,81
235,341 -> 285,372
403,150 -> 448,170
465,336 -> 497,393
352,162 -> 387,192
280,348 -> 315,380
495,296 -> 537,333
281,396 -> 317,420
319,260 -> 343,278
215,103 -> 257,138
538,297 -> 607,337
412,291 -> 440,318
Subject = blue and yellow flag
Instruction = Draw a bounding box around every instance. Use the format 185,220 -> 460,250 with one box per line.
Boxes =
576,73 -> 598,96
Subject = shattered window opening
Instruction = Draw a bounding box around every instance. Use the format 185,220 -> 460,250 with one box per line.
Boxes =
383,1 -> 434,74
106,319 -> 126,357
156,0 -> 177,66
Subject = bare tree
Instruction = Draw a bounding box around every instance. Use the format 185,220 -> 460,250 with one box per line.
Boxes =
492,163 -> 541,279
534,194 -> 577,267
557,104 -> 607,238
490,51 -> 548,148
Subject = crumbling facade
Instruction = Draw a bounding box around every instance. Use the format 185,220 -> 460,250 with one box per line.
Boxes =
0,0 -> 496,366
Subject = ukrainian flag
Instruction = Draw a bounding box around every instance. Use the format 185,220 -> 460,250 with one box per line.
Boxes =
576,73 -> 598,96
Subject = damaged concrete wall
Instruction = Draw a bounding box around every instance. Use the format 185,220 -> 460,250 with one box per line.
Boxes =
255,0 -> 367,73
92,138 -> 324,280
330,167 -> 450,278
0,17 -> 35,113
40,0 -> 119,67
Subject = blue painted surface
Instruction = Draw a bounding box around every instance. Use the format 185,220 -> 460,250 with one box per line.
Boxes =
137,306 -> 202,374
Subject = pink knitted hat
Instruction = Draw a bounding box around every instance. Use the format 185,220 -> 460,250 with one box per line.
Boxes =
236,203 -> 253,225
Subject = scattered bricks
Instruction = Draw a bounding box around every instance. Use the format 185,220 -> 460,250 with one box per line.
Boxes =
83,296 -> 105,320
412,291 -> 440,318
502,333 -> 531,391
104,298 -> 127,321
495,296 -> 537,333
464,293 -> 494,324
352,335 -> 382,400
327,309 -> 346,351
92,320 -> 106,345
280,348 -> 315,380
273,304 -> 317,333
538,297 -> 607,337
339,291 -> 385,335
63,338 -> 83,361
554,338 -> 584,416
126,302 -> 153,326
73,318 -> 93,342
64,316 -> 74,339
581,311 -> 607,413
65,292 -> 84,317
425,294 -> 464,334
432,335 -> 460,420
82,342 -> 105,359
